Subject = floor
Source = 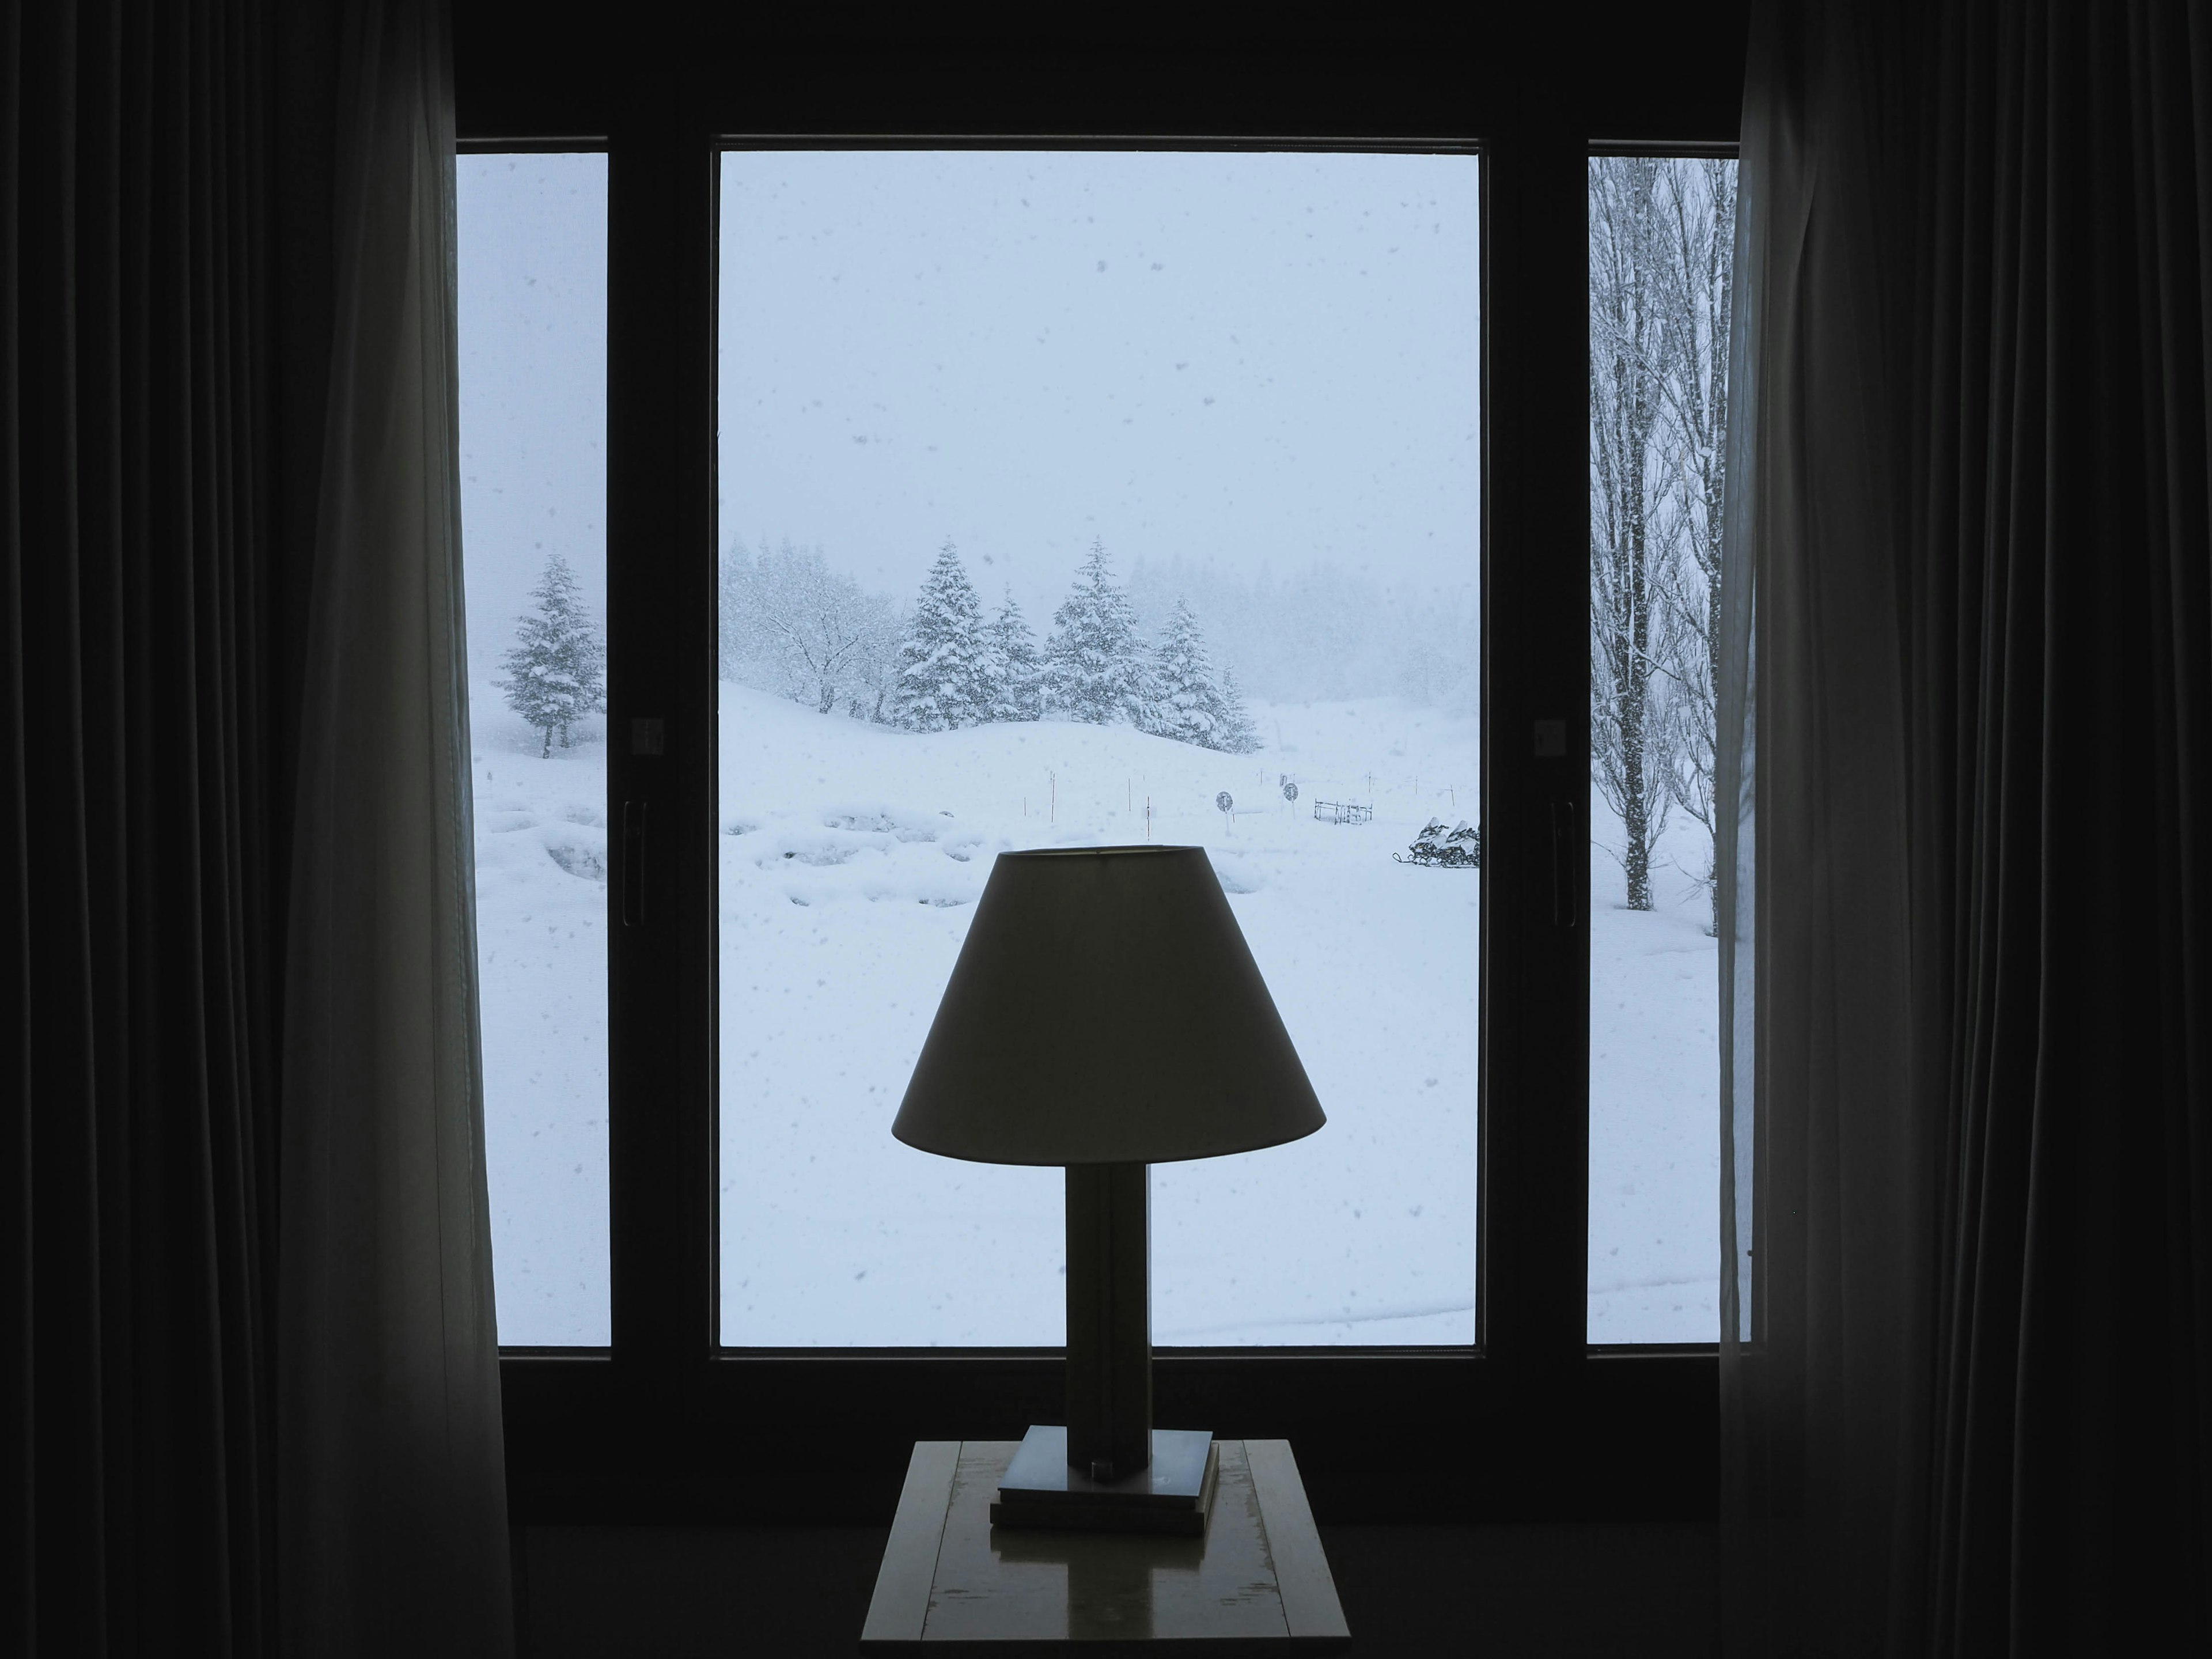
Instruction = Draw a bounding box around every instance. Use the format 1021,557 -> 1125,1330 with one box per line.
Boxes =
515,1520 -> 1718,1656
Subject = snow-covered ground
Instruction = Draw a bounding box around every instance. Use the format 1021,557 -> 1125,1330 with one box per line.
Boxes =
716,685 -> 1481,1347
1587,798 -> 1721,1343
470,683 -> 1718,1349
471,696 -> 612,1346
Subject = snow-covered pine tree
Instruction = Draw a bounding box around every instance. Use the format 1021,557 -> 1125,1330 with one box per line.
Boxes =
498,551 -> 605,757
1214,668 -> 1262,755
891,539 -> 992,731
984,589 -> 1043,722
1042,538 -> 1150,725
1149,598 -> 1225,748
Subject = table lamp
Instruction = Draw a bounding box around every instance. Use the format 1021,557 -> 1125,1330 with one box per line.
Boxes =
893,845 -> 1324,1533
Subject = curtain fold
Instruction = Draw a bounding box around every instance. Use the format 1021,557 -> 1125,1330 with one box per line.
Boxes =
1720,7 -> 1930,1654
1722,2 -> 2212,1652
277,1 -> 512,1655
5,2 -> 293,1650
1912,4 -> 2212,1647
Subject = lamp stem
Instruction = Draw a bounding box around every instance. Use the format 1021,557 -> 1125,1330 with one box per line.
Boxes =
1064,1162 -> 1151,1479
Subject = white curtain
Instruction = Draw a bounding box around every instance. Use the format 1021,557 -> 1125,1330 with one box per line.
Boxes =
1717,5 -> 1934,1654
278,1 -> 512,1654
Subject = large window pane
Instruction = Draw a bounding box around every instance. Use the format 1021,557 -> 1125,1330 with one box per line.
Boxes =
718,150 -> 1480,1347
1586,155 -> 1736,1342
459,153 -> 611,1346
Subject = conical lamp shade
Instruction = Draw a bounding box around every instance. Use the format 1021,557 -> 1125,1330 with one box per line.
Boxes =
893,846 -> 1324,1166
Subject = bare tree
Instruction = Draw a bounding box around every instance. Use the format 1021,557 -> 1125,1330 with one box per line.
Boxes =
719,537 -> 901,716
1589,158 -> 1677,910
1649,159 -> 1736,933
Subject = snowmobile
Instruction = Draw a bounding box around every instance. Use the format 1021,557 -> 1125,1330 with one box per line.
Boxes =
1395,818 -> 1482,869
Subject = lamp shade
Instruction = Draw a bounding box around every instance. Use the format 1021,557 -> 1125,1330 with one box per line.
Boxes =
893,846 -> 1324,1166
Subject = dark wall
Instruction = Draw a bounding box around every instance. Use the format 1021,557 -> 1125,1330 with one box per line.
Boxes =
451,2 -> 1749,145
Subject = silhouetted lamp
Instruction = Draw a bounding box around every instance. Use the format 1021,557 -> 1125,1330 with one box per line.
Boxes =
894,846 -> 1324,1532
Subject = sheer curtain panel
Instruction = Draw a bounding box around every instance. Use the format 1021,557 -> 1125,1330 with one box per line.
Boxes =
1721,5 -> 1926,1652
278,2 -> 513,1656
1723,2 -> 2212,1653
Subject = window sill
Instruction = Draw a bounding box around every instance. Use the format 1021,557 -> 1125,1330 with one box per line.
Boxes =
499,1346 -> 1715,1525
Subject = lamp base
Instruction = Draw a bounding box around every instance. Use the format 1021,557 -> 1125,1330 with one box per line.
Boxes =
989,1424 -> 1219,1536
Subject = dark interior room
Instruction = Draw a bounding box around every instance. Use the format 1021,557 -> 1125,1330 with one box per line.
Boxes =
7,2 -> 2209,1654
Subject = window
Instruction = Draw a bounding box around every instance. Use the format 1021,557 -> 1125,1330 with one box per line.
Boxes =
457,151 -> 611,1347
714,149 -> 1480,1349
1585,154 -> 1738,1343
459,16 -> 1745,1528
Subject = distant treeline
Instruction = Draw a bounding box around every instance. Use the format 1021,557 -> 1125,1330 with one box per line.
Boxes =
719,536 -> 1260,752
717,536 -> 1480,732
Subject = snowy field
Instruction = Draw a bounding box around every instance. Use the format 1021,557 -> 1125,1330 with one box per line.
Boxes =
470,683 -> 1718,1349
1586,800 -> 1721,1343
717,685 -> 1480,1347
472,691 -> 612,1346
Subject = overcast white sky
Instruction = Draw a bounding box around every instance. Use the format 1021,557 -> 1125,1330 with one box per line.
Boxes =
721,149 -> 1480,618
455,149 -> 1481,651
457,153 -> 608,663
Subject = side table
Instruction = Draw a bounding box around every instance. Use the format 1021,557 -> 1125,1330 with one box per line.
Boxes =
860,1438 -> 1351,1653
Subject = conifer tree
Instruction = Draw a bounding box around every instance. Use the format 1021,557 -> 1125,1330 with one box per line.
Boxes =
1150,598 -> 1225,748
984,589 -> 1043,722
498,552 -> 605,757
891,539 -> 991,731
1214,668 -> 1262,755
1042,538 -> 1149,725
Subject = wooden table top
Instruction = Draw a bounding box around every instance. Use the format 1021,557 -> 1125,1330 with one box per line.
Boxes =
861,1438 -> 1351,1653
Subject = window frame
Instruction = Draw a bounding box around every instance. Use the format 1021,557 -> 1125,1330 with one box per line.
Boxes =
460,9 -> 1744,1528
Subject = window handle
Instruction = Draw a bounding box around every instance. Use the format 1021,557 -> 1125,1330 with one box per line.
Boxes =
1550,800 -> 1577,928
622,800 -> 647,927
